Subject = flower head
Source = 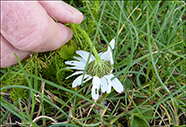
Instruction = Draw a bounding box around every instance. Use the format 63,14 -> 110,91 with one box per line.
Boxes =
65,39 -> 124,101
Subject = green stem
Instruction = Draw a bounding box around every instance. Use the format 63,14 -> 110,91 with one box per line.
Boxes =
73,24 -> 102,62
97,93 -> 108,104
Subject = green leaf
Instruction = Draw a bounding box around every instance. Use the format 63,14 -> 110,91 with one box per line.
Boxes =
123,78 -> 133,90
59,41 -> 77,60
130,115 -> 150,127
134,107 -> 153,120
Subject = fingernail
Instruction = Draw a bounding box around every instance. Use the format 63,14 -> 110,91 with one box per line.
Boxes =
62,1 -> 83,15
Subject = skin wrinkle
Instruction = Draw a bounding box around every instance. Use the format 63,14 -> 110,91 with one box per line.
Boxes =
3,17 -> 72,52
15,30 -> 42,51
1,35 -> 13,60
17,22 -> 69,52
1,35 -> 31,67
20,21 -> 72,52
1,2 -> 39,43
1,2 -> 19,33
14,18 -> 49,51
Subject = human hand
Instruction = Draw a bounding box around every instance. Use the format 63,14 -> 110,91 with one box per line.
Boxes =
1,1 -> 83,68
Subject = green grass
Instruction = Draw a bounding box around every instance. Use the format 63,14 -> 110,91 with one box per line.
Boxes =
1,1 -> 186,126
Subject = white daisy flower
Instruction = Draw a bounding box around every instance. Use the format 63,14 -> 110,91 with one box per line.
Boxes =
65,39 -> 124,101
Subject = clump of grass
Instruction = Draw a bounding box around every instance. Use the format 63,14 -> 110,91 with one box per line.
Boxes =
1,1 -> 186,126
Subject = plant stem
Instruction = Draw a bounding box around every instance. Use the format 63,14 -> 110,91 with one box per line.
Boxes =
73,24 -> 102,62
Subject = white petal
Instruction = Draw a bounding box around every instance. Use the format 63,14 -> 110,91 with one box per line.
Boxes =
109,39 -> 115,50
110,74 -> 124,93
91,76 -> 100,101
107,83 -> 112,93
100,77 -> 108,93
72,74 -> 92,88
100,39 -> 115,65
73,56 -> 87,64
83,75 -> 93,84
104,75 -> 113,93
66,71 -> 84,79
93,76 -> 100,89
91,87 -> 99,102
72,75 -> 83,88
65,60 -> 85,66
98,52 -> 103,57
76,50 -> 95,63
66,66 -> 84,70
100,50 -> 114,65
65,61 -> 86,69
